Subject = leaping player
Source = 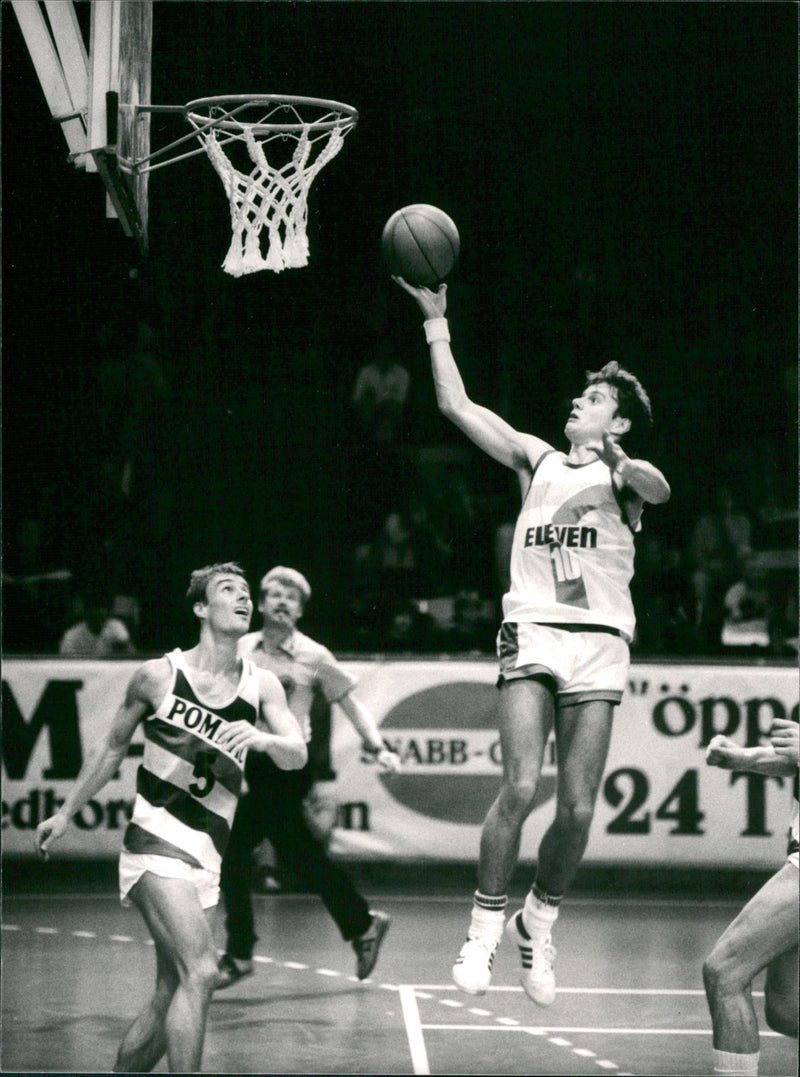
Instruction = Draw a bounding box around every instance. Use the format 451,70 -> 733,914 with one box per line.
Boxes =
394,277 -> 670,1005
35,562 -> 307,1073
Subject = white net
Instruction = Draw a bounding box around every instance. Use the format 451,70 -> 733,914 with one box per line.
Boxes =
186,98 -> 357,277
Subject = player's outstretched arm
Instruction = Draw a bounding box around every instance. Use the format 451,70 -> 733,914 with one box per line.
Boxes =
34,659 -> 166,859
393,277 -> 550,472
706,731 -> 797,778
221,669 -> 307,770
338,692 -> 401,772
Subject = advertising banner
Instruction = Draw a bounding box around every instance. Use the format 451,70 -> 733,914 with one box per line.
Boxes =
2,658 -> 797,868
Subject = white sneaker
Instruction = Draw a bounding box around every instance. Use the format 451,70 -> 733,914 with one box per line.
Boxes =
505,910 -> 556,1006
452,934 -> 499,995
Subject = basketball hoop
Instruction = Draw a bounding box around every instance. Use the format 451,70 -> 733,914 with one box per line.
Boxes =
183,95 -> 358,276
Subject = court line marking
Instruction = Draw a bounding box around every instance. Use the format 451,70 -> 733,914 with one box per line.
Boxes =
399,984 -> 431,1075
420,1024 -> 782,1038
8,919 -> 781,1077
415,1014 -> 632,1072
2,891 -> 754,910
3,927 -> 770,1003
410,983 -> 767,997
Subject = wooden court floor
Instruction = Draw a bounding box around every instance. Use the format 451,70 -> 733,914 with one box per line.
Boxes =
2,866 -> 797,1076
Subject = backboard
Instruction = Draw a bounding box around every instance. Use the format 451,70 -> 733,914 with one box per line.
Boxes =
89,0 -> 152,249
11,0 -> 152,251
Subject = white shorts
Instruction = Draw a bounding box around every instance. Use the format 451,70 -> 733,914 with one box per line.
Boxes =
497,621 -> 630,706
119,850 -> 220,909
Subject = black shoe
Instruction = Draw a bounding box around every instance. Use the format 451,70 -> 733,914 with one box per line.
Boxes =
352,911 -> 391,980
215,953 -> 254,990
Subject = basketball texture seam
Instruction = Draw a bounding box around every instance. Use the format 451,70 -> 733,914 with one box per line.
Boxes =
399,211 -> 458,278
381,204 -> 460,286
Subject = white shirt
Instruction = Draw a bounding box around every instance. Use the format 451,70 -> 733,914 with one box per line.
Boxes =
59,618 -> 132,656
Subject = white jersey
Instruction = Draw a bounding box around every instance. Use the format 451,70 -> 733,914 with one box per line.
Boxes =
502,450 -> 641,641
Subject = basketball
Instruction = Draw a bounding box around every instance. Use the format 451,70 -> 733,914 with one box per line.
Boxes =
381,204 -> 460,286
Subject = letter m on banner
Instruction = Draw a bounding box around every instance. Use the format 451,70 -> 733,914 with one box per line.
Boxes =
2,680 -> 84,779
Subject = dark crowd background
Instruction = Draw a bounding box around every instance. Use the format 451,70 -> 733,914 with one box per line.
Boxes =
3,1 -> 797,660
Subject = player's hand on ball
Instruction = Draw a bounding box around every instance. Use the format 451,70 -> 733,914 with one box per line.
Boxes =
392,277 -> 448,320
705,734 -> 743,770
35,813 -> 68,860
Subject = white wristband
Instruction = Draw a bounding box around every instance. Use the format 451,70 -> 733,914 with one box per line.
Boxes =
424,317 -> 450,344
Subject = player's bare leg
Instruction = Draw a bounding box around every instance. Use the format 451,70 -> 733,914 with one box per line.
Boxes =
703,862 -> 799,1073
114,942 -> 177,1072
764,943 -> 799,1038
453,678 -> 554,994
506,698 -> 614,1005
478,678 -> 555,893
534,700 -> 614,895
123,873 -> 220,1073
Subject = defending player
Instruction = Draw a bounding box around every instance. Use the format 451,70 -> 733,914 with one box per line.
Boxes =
703,718 -> 799,1076
34,562 -> 307,1073
394,278 -> 670,1004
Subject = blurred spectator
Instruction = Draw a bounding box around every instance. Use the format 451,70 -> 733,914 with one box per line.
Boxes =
720,556 -> 773,652
383,600 -> 441,652
87,319 -> 175,648
346,340 -> 413,540
442,590 -> 496,653
2,514 -> 73,652
630,534 -> 695,654
688,484 -> 753,648
352,338 -> 410,447
372,510 -> 417,604
492,484 -> 520,616
366,496 -> 453,609
59,591 -> 135,657
110,594 -> 142,644
406,494 -> 454,594
440,466 -> 493,594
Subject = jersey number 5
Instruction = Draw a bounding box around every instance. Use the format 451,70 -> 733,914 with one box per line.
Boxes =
190,750 -> 217,798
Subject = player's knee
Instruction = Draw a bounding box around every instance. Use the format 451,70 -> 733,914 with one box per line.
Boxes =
702,954 -> 719,997
765,991 -> 799,1038
185,950 -> 222,994
554,800 -> 595,838
499,776 -> 538,818
703,949 -> 724,993
703,945 -> 741,1000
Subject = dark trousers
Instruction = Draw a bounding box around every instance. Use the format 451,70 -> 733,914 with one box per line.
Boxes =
220,757 -> 372,959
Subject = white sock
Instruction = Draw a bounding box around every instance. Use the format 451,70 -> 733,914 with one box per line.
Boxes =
712,1048 -> 760,1075
522,891 -> 559,944
469,894 -> 506,944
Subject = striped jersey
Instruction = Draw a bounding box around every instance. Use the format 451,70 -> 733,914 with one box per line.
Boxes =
123,648 -> 260,874
502,450 -> 642,641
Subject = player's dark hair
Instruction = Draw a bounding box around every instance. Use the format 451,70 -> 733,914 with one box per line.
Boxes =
585,361 -> 653,437
186,562 -> 248,606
